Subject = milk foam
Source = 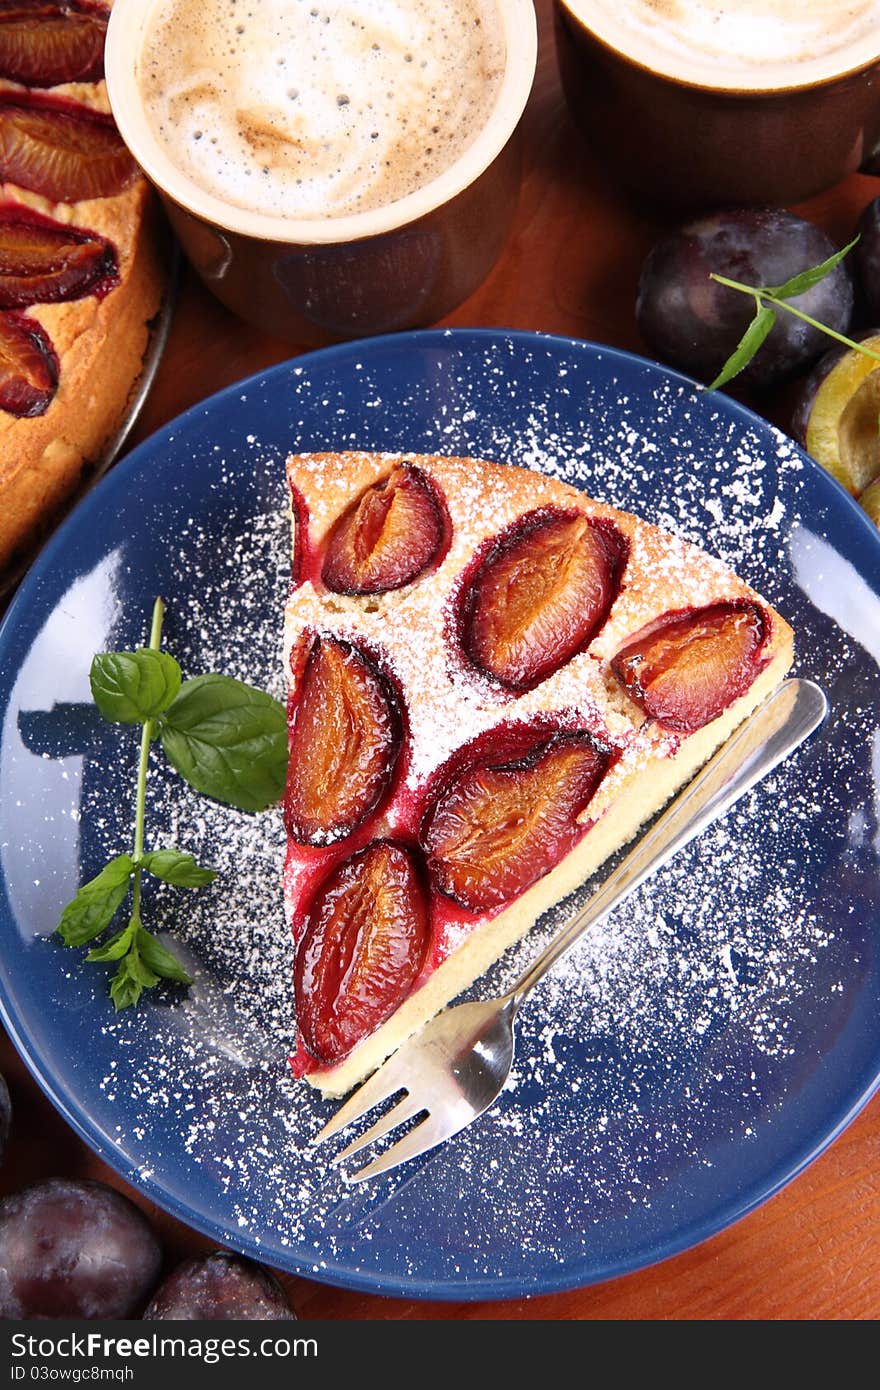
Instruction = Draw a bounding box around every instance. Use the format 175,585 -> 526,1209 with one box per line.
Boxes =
137,0 -> 506,220
566,0 -> 880,88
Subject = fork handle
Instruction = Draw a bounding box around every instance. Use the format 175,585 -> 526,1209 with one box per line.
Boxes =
507,678 -> 827,1011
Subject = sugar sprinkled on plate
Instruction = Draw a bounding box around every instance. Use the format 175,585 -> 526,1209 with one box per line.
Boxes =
19,334 -> 870,1291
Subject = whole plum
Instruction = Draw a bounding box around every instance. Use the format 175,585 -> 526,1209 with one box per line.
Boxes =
0,1178 -> 161,1318
142,1250 -> 295,1320
855,198 -> 880,322
636,209 -> 853,389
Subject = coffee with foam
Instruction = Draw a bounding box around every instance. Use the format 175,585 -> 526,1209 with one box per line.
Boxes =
136,0 -> 506,221
563,0 -> 880,90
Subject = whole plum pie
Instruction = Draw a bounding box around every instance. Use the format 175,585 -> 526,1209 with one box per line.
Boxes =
283,451 -> 794,1096
0,0 -> 165,574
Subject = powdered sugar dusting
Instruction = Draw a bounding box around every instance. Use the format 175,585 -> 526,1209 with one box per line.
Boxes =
10,335 -> 877,1295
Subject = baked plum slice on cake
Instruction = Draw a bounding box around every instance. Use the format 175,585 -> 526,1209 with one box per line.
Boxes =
294,841 -> 430,1066
0,90 -> 136,202
0,1 -> 108,87
458,508 -> 627,691
611,600 -> 770,734
283,450 -> 794,1096
0,309 -> 57,415
284,631 -> 403,845
422,726 -> 613,912
0,202 -> 117,308
321,461 -> 448,595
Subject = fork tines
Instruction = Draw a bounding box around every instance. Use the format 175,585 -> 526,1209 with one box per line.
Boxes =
312,1050 -> 472,1181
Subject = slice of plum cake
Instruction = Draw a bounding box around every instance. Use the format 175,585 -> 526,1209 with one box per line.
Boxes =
281,450 -> 794,1096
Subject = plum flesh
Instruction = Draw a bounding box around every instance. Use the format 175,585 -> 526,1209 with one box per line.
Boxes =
790,331 -> 880,497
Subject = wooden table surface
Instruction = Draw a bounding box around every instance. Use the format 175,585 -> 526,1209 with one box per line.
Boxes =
2,0 -> 879,1322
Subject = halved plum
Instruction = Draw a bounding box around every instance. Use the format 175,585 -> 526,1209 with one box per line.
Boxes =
0,2 -> 108,88
611,600 -> 768,733
284,633 -> 402,844
790,331 -> 880,498
0,91 -> 136,202
0,308 -> 57,415
321,462 -> 447,595
459,508 -> 627,691
295,840 -> 430,1064
0,201 -> 117,308
421,727 -> 612,912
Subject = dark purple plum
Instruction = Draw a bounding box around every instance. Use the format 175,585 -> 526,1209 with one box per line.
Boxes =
0,1178 -> 161,1318
636,209 -> 854,389
142,1251 -> 295,1321
855,198 -> 880,322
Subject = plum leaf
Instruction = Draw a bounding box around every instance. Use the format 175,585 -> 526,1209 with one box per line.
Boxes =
706,304 -> 776,391
768,237 -> 859,301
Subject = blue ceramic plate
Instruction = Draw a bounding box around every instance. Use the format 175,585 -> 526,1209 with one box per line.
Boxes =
0,330 -> 878,1300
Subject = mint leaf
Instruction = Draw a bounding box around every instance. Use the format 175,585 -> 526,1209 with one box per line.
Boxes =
126,948 -> 160,987
109,943 -> 160,1011
56,855 -> 134,946
86,921 -> 135,962
140,849 -> 217,888
109,968 -> 140,1011
135,927 -> 193,985
90,649 -> 182,725
767,237 -> 858,301
706,304 -> 776,391
158,674 -> 287,812
110,960 -> 145,1011
89,921 -> 190,1003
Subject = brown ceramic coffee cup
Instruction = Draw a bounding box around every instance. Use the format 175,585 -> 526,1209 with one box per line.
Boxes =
106,0 -> 536,345
554,0 -> 880,207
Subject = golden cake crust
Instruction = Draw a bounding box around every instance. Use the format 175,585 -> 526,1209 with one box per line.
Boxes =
284,450 -> 794,1095
0,71 -> 167,576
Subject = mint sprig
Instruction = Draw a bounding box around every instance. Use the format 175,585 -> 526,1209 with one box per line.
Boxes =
706,235 -> 880,390
55,596 -> 287,1010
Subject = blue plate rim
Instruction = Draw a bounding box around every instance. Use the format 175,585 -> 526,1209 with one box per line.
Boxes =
0,326 -> 878,1302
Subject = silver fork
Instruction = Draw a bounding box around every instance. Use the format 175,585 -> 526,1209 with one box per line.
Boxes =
313,678 -> 828,1181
